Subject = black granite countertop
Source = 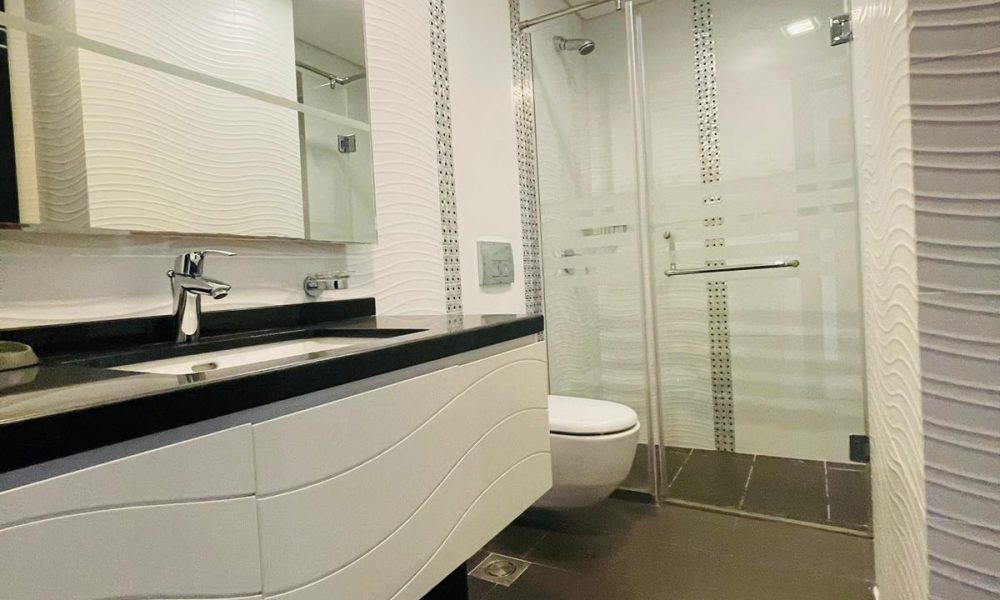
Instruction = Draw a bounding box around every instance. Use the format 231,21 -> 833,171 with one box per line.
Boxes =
0,299 -> 543,472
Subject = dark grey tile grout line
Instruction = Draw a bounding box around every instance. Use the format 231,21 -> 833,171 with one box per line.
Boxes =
523,530 -> 549,559
823,461 -> 832,522
667,447 -> 694,488
737,454 -> 757,510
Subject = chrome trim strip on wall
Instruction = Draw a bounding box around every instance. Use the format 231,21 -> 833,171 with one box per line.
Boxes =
429,0 -> 463,314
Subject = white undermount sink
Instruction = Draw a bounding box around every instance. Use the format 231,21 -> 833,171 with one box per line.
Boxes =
116,338 -> 360,375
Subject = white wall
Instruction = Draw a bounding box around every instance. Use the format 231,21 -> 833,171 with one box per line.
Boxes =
444,0 -> 526,315
297,40 -> 376,243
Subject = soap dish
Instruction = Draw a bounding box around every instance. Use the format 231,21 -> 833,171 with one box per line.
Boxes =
0,341 -> 39,371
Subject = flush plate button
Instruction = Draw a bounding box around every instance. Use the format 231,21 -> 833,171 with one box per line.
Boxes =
478,240 -> 515,286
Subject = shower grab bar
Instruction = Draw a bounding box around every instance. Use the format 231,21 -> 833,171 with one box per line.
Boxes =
517,0 -> 622,30
664,259 -> 800,277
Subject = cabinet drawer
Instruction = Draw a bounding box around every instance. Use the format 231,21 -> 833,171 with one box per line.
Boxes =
0,425 -> 255,528
0,425 -> 261,600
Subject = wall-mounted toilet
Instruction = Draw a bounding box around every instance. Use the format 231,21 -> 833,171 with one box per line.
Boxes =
535,395 -> 640,509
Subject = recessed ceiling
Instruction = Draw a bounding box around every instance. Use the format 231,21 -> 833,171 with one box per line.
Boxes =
292,0 -> 366,66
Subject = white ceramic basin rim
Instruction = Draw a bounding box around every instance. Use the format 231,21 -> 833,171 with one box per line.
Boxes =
115,338 -> 359,375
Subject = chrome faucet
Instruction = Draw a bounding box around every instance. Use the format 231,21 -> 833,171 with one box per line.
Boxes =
167,250 -> 235,343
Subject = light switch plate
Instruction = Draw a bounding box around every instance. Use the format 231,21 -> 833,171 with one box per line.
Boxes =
478,240 -> 514,286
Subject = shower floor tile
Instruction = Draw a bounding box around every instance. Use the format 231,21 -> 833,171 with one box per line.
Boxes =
472,496 -> 874,600
741,455 -> 828,523
827,466 -> 872,529
658,448 -> 872,532
665,448 -> 753,508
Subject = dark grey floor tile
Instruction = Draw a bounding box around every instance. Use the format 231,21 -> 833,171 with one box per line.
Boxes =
728,516 -> 874,581
741,455 -> 827,523
828,467 -> 872,530
485,562 -> 637,600
715,554 -> 875,600
632,503 -> 740,556
620,444 -> 651,492
662,447 -> 692,485
484,495 -> 874,600
523,501 -> 654,572
831,537 -> 876,583
484,520 -> 548,558
666,449 -> 753,508
594,541 -> 729,600
527,499 -> 739,571
468,576 -> 496,600
467,550 -> 490,573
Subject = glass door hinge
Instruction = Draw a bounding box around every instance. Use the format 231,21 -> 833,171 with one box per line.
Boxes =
830,14 -> 854,46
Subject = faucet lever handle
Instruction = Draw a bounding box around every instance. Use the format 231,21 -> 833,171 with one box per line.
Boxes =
173,249 -> 236,277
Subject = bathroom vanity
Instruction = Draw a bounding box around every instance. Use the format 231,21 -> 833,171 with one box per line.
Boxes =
0,299 -> 549,600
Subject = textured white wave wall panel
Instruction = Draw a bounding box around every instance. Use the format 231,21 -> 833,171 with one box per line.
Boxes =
0,426 -> 262,600
79,50 -> 304,237
910,1 -> 1000,598
852,0 -> 928,597
20,1 -> 90,227
71,0 -> 297,98
253,343 -> 550,599
351,0 -> 446,314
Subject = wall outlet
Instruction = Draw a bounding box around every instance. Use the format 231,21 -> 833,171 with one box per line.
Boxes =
477,240 -> 514,286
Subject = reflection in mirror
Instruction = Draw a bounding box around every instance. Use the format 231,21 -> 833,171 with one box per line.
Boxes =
0,0 -> 377,243
294,0 -> 375,243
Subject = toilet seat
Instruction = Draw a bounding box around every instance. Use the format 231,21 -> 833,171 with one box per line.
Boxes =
548,395 -> 639,436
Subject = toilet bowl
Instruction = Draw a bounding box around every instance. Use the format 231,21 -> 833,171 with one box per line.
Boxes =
535,395 -> 640,509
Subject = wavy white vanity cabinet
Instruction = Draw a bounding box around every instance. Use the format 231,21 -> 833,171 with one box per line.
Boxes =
0,425 -> 263,600
252,342 -> 551,600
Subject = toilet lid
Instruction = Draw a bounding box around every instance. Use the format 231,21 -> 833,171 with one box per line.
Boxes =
548,395 -> 639,435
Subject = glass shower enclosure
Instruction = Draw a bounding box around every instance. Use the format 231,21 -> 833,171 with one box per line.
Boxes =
524,0 -> 870,530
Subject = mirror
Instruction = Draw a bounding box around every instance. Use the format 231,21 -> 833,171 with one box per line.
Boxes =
0,0 -> 377,243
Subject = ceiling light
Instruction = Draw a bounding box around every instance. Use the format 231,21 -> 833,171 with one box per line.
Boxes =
783,18 -> 818,37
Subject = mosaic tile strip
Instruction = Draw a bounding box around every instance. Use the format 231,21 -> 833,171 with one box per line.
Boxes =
694,0 -> 734,451
707,279 -> 734,451
429,0 -> 462,313
693,0 -> 720,184
509,0 -> 543,315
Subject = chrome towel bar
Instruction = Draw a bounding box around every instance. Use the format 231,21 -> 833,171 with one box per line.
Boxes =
664,259 -> 800,277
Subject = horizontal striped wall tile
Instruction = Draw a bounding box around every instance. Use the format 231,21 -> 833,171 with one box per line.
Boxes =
911,46 -> 1000,294
928,516 -> 1000,600
921,292 -> 1000,529
911,0 -> 1000,60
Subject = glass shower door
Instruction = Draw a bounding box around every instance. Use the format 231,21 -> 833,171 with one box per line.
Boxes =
527,5 -> 656,494
634,0 -> 868,522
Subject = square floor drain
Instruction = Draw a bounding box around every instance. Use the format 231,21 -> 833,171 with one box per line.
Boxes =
469,552 -> 531,587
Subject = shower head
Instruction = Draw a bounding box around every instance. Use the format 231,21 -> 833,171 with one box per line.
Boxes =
553,35 -> 596,56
